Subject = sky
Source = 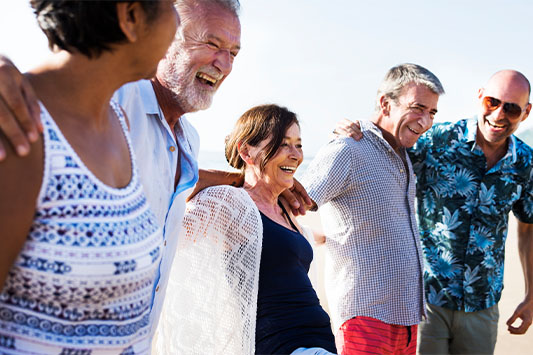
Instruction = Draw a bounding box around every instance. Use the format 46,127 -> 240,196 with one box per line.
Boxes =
2,0 -> 533,166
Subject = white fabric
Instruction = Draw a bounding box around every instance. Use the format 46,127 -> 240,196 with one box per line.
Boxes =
114,80 -> 200,341
0,101 -> 162,354
301,120 -> 425,330
154,186 -> 263,355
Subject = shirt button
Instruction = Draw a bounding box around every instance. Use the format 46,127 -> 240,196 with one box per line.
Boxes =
156,285 -> 160,292
169,146 -> 176,152
164,240 -> 167,246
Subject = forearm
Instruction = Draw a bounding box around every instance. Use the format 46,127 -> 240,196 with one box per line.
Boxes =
518,221 -> 533,300
187,168 -> 243,201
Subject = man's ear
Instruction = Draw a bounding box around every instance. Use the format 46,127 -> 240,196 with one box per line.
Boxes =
478,88 -> 485,100
379,95 -> 390,116
521,103 -> 532,122
116,2 -> 145,43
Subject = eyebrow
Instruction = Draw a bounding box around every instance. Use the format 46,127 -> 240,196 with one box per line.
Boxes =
414,102 -> 438,114
207,34 -> 241,51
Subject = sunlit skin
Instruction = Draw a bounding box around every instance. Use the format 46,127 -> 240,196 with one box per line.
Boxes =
476,70 -> 532,166
374,82 -> 439,153
242,123 -> 303,205
154,1 -> 241,123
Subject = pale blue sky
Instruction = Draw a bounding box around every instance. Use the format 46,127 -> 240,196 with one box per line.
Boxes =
2,0 -> 533,162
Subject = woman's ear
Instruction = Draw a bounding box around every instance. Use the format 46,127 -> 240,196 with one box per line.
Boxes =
237,142 -> 253,165
116,2 -> 144,43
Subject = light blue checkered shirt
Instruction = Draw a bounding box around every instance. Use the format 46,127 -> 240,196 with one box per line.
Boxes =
302,120 -> 425,329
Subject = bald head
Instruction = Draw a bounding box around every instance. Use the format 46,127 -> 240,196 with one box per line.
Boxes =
477,70 -> 532,148
484,70 -> 530,105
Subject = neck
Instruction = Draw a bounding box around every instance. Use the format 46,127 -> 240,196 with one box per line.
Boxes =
27,51 -> 126,126
371,114 -> 402,154
476,128 -> 509,168
243,172 -> 283,209
151,76 -> 185,132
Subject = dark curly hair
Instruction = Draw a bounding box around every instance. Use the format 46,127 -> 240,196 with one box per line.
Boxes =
31,0 -> 163,58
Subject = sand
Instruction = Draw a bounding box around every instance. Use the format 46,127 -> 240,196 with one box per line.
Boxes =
298,212 -> 533,355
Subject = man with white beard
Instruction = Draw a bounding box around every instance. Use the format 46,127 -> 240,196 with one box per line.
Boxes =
0,0 -> 249,346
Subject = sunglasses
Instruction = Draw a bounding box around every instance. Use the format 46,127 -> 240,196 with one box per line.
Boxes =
482,96 -> 527,120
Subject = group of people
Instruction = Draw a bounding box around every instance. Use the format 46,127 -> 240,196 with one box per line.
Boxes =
0,1 -> 531,355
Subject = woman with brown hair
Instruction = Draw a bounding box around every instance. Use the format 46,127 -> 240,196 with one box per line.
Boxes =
160,104 -> 336,354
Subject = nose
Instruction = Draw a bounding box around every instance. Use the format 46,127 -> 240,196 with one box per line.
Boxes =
492,105 -> 507,119
213,50 -> 233,76
419,112 -> 433,131
289,145 -> 303,161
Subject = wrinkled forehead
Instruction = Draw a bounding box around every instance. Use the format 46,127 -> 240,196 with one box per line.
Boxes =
182,5 -> 241,46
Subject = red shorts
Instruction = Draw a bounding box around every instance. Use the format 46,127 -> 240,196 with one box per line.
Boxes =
335,316 -> 417,355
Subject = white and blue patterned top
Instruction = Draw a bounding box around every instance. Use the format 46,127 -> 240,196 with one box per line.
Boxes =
301,120 -> 425,330
0,101 -> 163,354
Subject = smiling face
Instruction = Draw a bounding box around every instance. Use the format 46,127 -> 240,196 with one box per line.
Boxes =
248,123 -> 303,191
157,1 -> 241,114
477,71 -> 531,148
381,82 -> 439,150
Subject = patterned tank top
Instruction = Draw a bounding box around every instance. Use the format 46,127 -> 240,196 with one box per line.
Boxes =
0,101 -> 163,354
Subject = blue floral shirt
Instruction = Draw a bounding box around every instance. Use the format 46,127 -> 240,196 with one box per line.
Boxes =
410,117 -> 533,312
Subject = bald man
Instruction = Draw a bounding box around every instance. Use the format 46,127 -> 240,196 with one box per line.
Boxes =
408,70 -> 533,354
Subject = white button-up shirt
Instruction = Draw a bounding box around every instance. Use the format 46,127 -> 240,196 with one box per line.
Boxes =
301,120 -> 425,330
114,80 -> 200,342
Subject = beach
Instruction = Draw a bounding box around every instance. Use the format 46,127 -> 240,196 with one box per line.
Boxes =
298,212 -> 533,355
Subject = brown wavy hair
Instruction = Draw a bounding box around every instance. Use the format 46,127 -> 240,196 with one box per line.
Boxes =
225,104 -> 299,173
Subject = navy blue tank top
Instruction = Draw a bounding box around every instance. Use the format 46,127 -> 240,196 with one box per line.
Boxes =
255,210 -> 337,354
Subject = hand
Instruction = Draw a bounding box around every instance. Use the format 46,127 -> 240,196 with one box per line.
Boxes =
280,178 -> 314,216
332,118 -> 363,141
0,55 -> 41,161
506,299 -> 533,334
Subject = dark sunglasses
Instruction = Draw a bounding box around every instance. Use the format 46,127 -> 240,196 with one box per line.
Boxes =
482,96 -> 526,120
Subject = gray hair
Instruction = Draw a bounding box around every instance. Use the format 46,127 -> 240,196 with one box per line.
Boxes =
375,63 -> 445,111
176,0 -> 240,20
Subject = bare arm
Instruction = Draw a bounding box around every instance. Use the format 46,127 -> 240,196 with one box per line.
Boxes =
187,168 -> 244,201
506,220 -> 533,334
0,133 -> 44,286
0,56 -> 42,160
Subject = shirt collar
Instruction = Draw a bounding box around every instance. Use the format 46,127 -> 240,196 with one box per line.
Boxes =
137,79 -> 162,116
465,116 -> 517,164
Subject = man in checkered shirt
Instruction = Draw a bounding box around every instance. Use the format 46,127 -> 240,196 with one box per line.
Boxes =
301,63 -> 444,355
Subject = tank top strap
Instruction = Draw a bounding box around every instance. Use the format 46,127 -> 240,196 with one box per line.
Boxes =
277,199 -> 299,231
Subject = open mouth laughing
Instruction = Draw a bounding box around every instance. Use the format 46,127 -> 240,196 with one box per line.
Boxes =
280,165 -> 297,174
407,126 -> 421,135
484,117 -> 507,130
196,72 -> 222,88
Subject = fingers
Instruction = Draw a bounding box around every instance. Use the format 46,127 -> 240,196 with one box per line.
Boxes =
506,310 -> 532,335
0,58 -> 41,160
291,178 -> 313,208
0,96 -> 30,158
279,189 -> 302,216
334,118 -> 363,141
